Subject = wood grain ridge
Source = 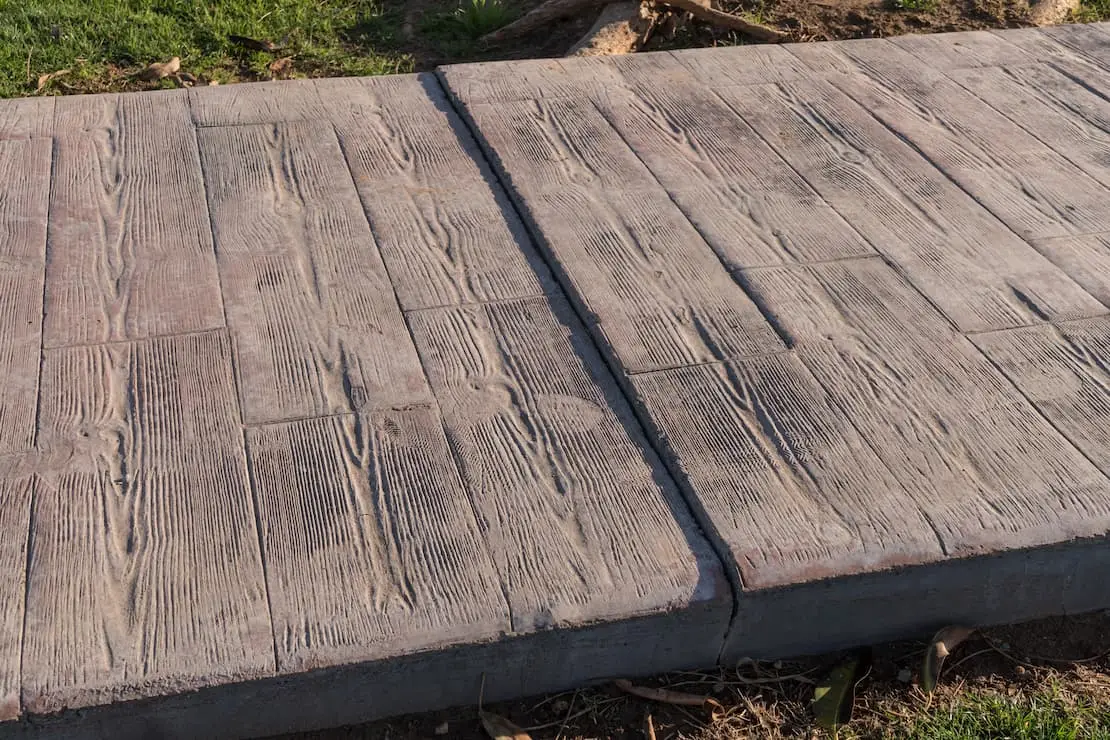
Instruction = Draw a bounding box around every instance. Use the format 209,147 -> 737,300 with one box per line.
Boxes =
741,259 -> 1110,556
890,30 -> 1032,70
971,316 -> 1110,476
816,41 -> 1110,241
407,294 -> 729,631
948,64 -> 1110,193
45,90 -> 224,348
189,79 -> 328,127
672,44 -> 811,87
523,185 -> 786,372
720,78 -> 1105,332
198,121 -> 430,424
323,75 -> 556,310
0,457 -> 33,721
628,354 -> 944,591
595,84 -> 875,268
1042,22 -> 1110,68
437,58 -> 615,105
24,331 -> 273,715
246,407 -> 508,673
0,97 -> 54,140
0,138 -> 51,455
463,93 -> 783,370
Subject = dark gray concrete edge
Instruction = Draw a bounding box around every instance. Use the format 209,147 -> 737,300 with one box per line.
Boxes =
1,601 -> 728,740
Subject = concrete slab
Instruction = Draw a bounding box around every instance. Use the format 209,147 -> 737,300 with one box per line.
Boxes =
440,26 -> 1110,663
2,23 -> 1110,739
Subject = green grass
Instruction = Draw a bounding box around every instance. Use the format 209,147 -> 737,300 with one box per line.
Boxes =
1073,0 -> 1110,22
882,689 -> 1110,740
453,0 -> 511,38
0,0 -> 413,97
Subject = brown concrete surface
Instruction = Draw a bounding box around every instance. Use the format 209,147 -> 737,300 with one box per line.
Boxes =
0,24 -> 1108,739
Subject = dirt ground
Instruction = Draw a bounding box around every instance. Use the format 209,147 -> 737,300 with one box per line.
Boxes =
272,611 -> 1110,739
385,0 -> 1039,72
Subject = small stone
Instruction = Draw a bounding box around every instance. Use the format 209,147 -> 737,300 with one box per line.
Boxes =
897,668 -> 913,683
434,721 -> 449,735
551,699 -> 570,714
1015,665 -> 1026,675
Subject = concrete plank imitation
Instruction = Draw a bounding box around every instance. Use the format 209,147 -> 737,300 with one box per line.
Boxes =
443,25 -> 1110,662
4,24 -> 1110,740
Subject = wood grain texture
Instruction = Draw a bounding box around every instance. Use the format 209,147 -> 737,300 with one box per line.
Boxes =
1028,234 -> 1110,306
45,91 -> 224,348
629,354 -> 943,591
322,75 -> 489,190
437,59 -> 613,104
972,317 -> 1110,475
523,186 -> 785,372
0,459 -> 32,721
246,408 -> 508,672
1041,21 -> 1110,67
189,79 -> 327,127
818,41 -> 1110,241
464,98 -> 655,194
672,44 -> 810,87
198,122 -> 430,424
408,295 -> 725,629
24,331 -> 273,714
741,259 -> 1110,554
719,79 -> 1105,332
461,97 -> 784,371
323,74 -> 555,310
949,64 -> 1110,192
596,85 -> 875,268
0,97 -> 54,140
890,30 -> 1030,69
0,139 -> 50,455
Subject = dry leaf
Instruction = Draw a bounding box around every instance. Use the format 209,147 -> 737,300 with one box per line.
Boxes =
615,679 -> 723,717
268,57 -> 294,79
139,56 -> 181,81
922,625 -> 975,693
36,69 -> 69,92
479,711 -> 531,740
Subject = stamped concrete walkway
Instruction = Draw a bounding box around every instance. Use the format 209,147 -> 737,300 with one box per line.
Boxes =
1,23 -> 1110,740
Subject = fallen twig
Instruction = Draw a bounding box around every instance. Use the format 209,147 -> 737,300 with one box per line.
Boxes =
615,679 -> 724,715
658,0 -> 787,41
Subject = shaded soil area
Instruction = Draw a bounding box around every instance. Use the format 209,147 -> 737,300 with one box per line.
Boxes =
385,0 -> 1038,72
273,611 -> 1110,739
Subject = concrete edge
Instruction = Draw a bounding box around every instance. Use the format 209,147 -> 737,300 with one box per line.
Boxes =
725,534 -> 1110,662
1,598 -> 731,740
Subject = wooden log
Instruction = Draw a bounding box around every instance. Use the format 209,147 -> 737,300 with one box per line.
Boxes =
481,0 -> 606,44
566,2 -> 649,56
